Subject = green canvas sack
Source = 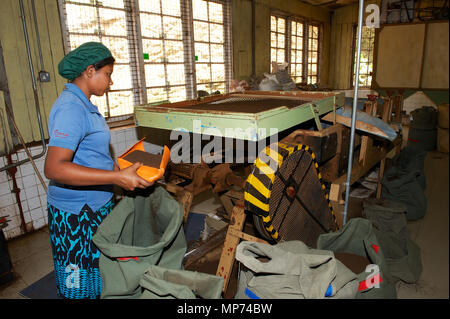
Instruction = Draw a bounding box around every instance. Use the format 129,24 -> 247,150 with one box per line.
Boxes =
234,240 -> 358,299
389,146 -> 427,189
408,106 -> 438,151
381,147 -> 428,220
363,198 -> 422,284
92,186 -> 186,298
139,265 -> 224,299
410,106 -> 438,130
317,218 -> 397,299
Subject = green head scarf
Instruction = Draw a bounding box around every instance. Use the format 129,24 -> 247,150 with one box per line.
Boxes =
58,42 -> 113,81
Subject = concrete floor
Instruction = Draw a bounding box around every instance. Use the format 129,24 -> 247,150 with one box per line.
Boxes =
0,151 -> 448,299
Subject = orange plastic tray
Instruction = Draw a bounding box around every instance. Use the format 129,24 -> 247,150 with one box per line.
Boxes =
117,138 -> 170,182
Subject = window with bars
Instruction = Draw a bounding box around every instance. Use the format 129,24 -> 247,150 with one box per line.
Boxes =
139,0 -> 186,104
290,19 -> 304,83
58,0 -> 232,121
270,14 -> 321,85
192,0 -> 230,95
58,0 -> 136,118
270,15 -> 286,66
352,25 -> 375,88
307,24 -> 319,85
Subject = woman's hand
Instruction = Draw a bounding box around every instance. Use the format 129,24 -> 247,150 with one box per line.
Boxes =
44,146 -> 154,190
114,162 -> 154,191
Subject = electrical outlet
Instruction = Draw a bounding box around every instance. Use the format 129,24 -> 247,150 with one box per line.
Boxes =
39,71 -> 50,82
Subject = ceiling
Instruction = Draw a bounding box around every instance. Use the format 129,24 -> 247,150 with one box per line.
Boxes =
300,0 -> 360,10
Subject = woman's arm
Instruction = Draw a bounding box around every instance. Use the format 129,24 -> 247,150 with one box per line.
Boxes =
44,146 -> 153,191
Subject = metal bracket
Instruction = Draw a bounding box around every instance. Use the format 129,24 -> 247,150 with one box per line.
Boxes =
310,103 -> 323,131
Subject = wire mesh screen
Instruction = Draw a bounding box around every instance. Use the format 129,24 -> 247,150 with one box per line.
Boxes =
268,149 -> 333,247
172,96 -> 308,113
208,96 -> 307,112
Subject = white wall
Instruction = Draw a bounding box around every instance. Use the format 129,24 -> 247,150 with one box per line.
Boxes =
0,126 -> 158,240
403,91 -> 437,115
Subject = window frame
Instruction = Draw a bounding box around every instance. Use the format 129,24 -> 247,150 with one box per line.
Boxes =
190,0 -> 233,96
58,0 -> 233,123
306,23 -> 321,85
270,14 -> 288,67
288,17 -> 306,84
270,11 -> 322,85
137,0 -> 188,104
58,0 -> 139,121
350,23 -> 375,88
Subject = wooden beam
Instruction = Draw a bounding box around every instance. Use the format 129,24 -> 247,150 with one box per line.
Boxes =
359,101 -> 376,166
329,182 -> 345,204
322,112 -> 390,139
333,147 -> 388,186
179,190 -> 194,223
183,227 -> 228,269
376,158 -> 386,199
330,136 -> 401,204
219,190 -> 244,218
228,228 -> 268,244
359,135 -> 373,166
216,202 -> 246,293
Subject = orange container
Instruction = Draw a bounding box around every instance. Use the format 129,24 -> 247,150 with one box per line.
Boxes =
117,138 -> 170,182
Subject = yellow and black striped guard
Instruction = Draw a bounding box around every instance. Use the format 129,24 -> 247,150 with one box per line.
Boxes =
244,142 -> 338,242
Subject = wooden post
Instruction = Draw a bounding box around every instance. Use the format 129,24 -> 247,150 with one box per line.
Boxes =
393,95 -> 404,123
359,101 -> 375,166
216,200 -> 268,294
359,136 -> 373,166
376,97 -> 394,199
366,94 -> 378,117
163,182 -> 194,223
216,202 -> 246,293
330,135 -> 401,204
310,103 -> 323,131
376,158 -> 386,199
180,190 -> 194,223
382,97 -> 393,123
219,190 -> 244,219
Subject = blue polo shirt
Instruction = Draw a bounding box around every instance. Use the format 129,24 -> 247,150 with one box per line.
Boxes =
47,83 -> 114,215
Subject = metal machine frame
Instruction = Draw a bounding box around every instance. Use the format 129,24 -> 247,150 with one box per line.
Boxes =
134,90 -> 403,295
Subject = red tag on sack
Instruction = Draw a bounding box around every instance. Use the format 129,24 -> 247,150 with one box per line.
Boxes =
358,273 -> 382,291
116,257 -> 139,262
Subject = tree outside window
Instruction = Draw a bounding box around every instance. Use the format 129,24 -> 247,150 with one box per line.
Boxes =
352,25 -> 375,88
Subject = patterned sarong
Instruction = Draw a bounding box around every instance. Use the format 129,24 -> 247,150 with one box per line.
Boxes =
47,199 -> 114,299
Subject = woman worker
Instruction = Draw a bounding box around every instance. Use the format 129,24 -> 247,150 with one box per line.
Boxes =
44,42 -> 152,299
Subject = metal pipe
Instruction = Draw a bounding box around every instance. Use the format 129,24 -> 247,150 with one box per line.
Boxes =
6,154 -> 28,234
343,0 -> 365,226
20,0 -> 47,148
4,105 -> 47,192
1,0 -> 47,172
31,0 -> 45,71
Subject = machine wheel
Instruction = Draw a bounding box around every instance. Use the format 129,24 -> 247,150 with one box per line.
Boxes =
244,142 -> 338,247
